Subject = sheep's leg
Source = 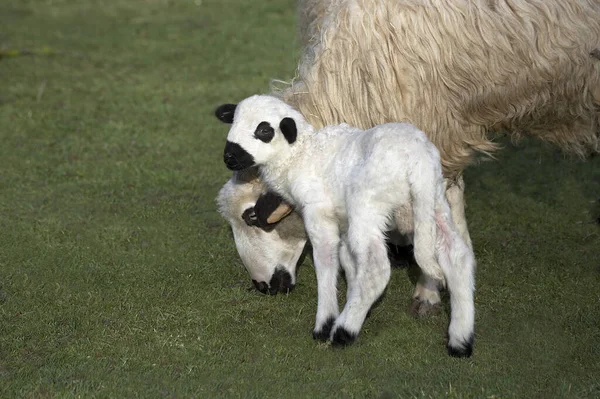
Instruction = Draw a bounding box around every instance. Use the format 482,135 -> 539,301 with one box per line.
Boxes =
303,208 -> 341,341
445,176 -> 472,249
409,274 -> 442,317
409,176 -> 471,316
330,215 -> 391,346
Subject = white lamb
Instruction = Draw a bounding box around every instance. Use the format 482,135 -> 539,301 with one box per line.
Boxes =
220,95 -> 476,357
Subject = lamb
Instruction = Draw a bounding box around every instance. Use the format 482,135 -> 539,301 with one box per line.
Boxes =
217,0 -> 600,309
219,95 -> 476,357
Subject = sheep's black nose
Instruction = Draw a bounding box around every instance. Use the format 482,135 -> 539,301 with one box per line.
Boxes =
252,279 -> 270,294
251,267 -> 295,295
268,267 -> 295,294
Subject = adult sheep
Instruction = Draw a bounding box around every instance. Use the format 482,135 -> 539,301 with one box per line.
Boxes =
216,0 -> 600,309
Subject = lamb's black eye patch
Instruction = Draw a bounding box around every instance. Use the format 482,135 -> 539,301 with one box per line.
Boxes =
254,122 -> 275,143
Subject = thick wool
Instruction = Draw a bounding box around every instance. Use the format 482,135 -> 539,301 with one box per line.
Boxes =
223,95 -> 476,356
284,0 -> 600,177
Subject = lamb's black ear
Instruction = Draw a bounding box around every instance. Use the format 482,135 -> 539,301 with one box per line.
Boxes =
215,104 -> 237,124
279,117 -> 297,144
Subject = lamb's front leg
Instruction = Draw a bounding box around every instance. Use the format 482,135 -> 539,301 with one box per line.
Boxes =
331,216 -> 391,346
303,209 -> 341,341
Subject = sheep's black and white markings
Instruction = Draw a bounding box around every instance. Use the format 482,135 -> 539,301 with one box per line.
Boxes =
242,207 -> 258,227
251,269 -> 294,295
224,141 -> 255,171
254,122 -> 275,143
215,103 -> 237,124
269,266 -> 295,294
252,279 -> 270,295
254,192 -> 284,226
240,192 -> 287,231
221,95 -> 476,357
216,167 -> 307,295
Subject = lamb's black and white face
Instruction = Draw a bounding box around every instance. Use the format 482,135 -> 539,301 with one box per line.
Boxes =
218,95 -> 299,171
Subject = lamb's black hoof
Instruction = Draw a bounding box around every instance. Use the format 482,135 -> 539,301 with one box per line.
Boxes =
331,327 -> 357,347
312,316 -> 335,341
447,334 -> 474,358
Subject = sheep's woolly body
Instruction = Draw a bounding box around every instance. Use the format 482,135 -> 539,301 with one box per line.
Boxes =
286,0 -> 600,177
225,95 -> 476,355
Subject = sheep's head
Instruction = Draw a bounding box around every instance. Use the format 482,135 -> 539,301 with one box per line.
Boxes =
216,168 -> 307,295
217,95 -> 302,171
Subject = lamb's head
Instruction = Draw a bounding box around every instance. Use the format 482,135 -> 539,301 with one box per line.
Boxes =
217,95 -> 307,171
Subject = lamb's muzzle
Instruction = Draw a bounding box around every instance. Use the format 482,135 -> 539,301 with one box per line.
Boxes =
224,141 -> 255,170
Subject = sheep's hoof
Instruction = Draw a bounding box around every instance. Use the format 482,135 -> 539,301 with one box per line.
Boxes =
447,334 -> 474,358
408,297 -> 442,318
331,326 -> 357,347
312,316 -> 335,341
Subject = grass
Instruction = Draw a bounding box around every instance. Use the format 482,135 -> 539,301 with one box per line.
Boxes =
1,0 -> 599,397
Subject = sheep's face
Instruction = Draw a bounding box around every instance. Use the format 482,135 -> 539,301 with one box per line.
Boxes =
217,95 -> 299,171
216,169 -> 308,295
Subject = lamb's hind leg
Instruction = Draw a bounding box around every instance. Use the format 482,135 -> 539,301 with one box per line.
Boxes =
410,165 -> 475,357
434,203 -> 476,357
410,176 -> 471,317
330,213 -> 391,346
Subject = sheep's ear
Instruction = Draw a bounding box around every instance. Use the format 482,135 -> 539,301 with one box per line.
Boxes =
266,202 -> 293,224
215,104 -> 237,124
279,117 -> 297,144
244,192 -> 293,228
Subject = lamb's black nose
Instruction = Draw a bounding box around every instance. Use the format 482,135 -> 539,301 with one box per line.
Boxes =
223,141 -> 255,171
223,151 -> 237,168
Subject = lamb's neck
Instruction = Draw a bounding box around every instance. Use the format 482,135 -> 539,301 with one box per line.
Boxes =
259,128 -> 314,205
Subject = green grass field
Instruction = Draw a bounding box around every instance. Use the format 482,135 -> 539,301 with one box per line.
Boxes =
1,0 -> 599,397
